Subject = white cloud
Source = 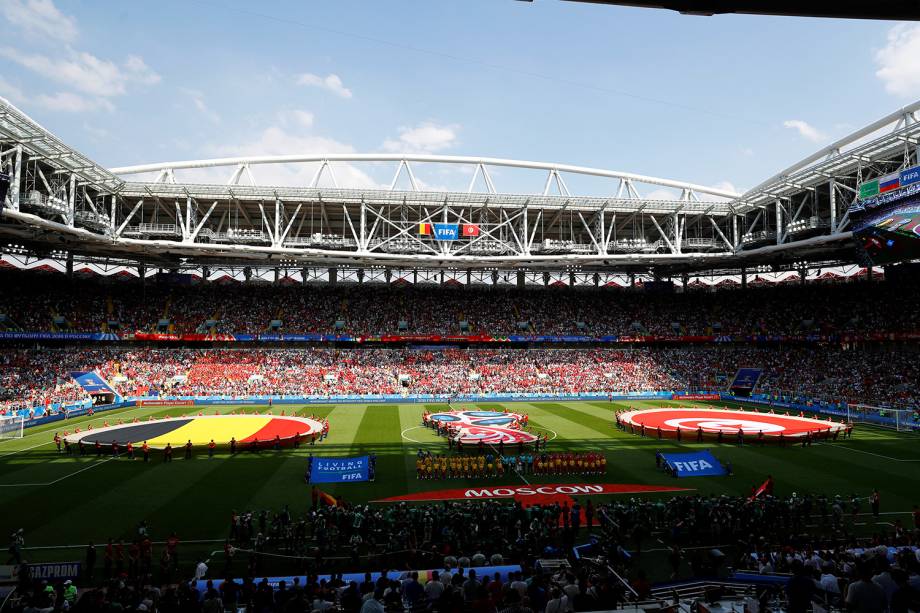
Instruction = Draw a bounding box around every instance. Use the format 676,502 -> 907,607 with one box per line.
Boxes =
696,180 -> 741,202
875,23 -> 920,98
35,91 -> 113,112
783,119 -> 825,143
289,109 -> 314,129
82,122 -> 110,139
643,187 -> 680,201
710,180 -> 740,195
0,47 -> 160,98
0,77 -> 111,113
194,125 -> 380,189
296,72 -> 352,98
0,75 -> 26,104
183,89 -> 220,124
382,122 -> 460,153
1,0 -> 77,43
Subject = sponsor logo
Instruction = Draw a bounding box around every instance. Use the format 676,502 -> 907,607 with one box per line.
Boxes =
0,562 -> 81,584
465,484 -> 604,498
310,455 -> 370,484
376,483 -> 689,503
427,410 -> 538,445
671,459 -> 713,472
672,394 -> 720,401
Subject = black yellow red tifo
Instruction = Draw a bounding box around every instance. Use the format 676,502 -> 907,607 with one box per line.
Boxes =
62,414 -> 325,449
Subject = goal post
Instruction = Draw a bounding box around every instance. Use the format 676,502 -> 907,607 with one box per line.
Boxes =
0,414 -> 25,440
848,404 -> 919,433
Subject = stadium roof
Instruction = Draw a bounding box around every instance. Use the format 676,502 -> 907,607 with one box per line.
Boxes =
553,0 -> 920,20
2,95 -> 919,273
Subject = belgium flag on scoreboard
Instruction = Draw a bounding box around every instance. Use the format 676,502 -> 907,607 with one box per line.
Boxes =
419,223 -> 432,235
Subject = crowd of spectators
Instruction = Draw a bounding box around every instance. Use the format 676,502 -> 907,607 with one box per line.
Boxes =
2,345 -> 918,417
2,269 -> 919,337
10,489 -> 918,612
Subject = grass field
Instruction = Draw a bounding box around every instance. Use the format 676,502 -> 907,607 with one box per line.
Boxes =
2,399 -> 918,572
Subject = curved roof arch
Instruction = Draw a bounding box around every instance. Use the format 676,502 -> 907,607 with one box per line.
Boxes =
110,153 -> 741,200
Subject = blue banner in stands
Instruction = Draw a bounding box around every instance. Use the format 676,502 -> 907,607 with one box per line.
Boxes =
69,371 -> 118,396
660,450 -> 726,478
310,456 -> 370,483
731,367 -> 763,390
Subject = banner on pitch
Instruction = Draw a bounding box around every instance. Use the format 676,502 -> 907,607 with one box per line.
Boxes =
661,450 -> 726,478
310,456 -> 370,483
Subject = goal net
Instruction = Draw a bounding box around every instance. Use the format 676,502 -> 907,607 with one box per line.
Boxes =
0,414 -> 25,440
848,404 -> 919,433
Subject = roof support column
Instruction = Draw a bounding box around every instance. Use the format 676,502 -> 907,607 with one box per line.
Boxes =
522,199 -> 530,256
275,197 -> 282,247
67,173 -> 76,227
673,211 -> 682,254
775,199 -> 783,245
185,196 -> 194,241
7,145 -> 22,212
360,198 -> 367,253
829,178 -> 837,234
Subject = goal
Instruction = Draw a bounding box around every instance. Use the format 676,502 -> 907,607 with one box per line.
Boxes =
0,414 -> 25,440
847,404 -> 919,433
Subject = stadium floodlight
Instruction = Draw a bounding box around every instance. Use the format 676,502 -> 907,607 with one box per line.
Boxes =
0,414 -> 25,440
847,404 -> 919,433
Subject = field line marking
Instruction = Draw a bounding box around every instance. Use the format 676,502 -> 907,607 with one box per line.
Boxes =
816,442 -> 920,462
488,442 -> 530,486
0,407 -> 143,444
0,401 -> 253,448
24,538 -> 227,551
0,440 -> 53,458
400,425 -> 429,444
47,456 -> 116,485
0,456 -> 116,487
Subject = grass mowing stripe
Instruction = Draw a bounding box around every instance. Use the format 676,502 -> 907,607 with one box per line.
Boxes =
326,405 -> 405,502
5,400 -> 920,566
241,405 -> 350,511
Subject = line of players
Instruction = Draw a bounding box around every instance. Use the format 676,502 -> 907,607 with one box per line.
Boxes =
415,450 -> 606,479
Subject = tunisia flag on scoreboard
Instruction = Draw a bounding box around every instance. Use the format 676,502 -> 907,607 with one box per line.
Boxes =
461,224 -> 480,237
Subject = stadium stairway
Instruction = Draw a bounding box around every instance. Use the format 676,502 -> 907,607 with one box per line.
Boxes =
102,295 -> 114,332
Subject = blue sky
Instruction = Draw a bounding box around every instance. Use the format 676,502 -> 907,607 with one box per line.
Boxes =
1,0 -> 919,197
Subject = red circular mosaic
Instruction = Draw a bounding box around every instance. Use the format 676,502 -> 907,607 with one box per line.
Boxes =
619,407 -> 845,439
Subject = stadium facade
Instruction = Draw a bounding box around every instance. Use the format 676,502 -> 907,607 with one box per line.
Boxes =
1,95 -> 919,285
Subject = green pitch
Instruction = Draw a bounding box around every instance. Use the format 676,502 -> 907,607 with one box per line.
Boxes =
1,400 -> 918,569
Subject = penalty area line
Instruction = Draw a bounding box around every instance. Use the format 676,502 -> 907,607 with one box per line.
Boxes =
0,440 -> 54,459
815,442 -> 920,462
0,456 -> 116,488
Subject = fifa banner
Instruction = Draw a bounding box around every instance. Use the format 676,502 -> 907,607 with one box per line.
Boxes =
310,456 -> 370,483
660,450 -> 726,478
